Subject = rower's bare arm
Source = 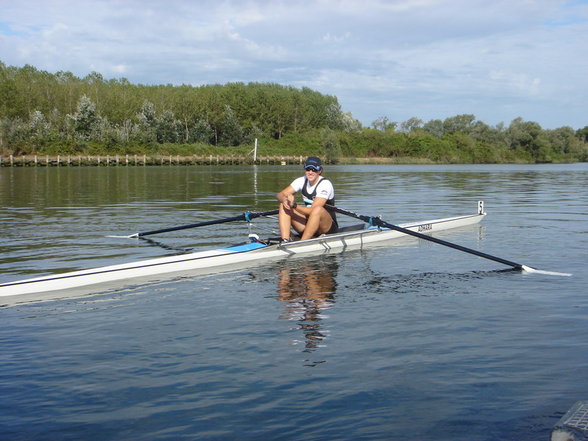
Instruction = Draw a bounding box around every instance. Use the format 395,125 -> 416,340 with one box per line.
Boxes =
310,197 -> 327,208
276,186 -> 296,208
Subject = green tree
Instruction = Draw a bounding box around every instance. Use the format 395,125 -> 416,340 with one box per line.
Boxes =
422,119 -> 444,137
1,60 -> 586,162
28,110 -> 51,143
371,116 -> 397,132
320,128 -> 342,163
443,114 -> 476,134
0,62 -> 19,118
576,126 -> 588,142
157,109 -> 181,143
547,126 -> 584,156
218,105 -> 243,146
400,117 -> 423,133
68,95 -> 101,141
340,112 -> 362,133
188,118 -> 214,143
136,100 -> 157,142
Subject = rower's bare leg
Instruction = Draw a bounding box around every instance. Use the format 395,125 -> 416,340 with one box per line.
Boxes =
279,205 -> 306,240
278,204 -> 293,240
300,207 -> 333,240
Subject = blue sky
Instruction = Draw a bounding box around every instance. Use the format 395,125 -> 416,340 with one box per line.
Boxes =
1,0 -> 587,129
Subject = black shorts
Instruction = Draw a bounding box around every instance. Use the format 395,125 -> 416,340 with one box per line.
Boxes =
326,218 -> 339,234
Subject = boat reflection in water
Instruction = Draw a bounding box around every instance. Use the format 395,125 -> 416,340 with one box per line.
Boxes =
276,256 -> 338,355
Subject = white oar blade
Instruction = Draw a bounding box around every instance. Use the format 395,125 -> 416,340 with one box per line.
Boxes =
521,265 -> 572,277
106,234 -> 139,239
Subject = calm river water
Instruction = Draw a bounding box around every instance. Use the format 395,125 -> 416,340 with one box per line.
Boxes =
1,163 -> 587,441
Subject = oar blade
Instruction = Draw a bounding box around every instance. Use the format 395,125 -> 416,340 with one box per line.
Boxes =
521,265 -> 572,277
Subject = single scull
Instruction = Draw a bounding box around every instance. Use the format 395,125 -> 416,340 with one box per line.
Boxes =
0,202 -> 486,301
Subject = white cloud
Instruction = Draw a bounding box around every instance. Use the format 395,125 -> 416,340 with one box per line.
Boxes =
489,70 -> 541,96
1,0 -> 587,128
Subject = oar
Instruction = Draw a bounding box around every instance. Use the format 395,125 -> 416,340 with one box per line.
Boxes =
329,206 -> 571,276
112,209 -> 279,239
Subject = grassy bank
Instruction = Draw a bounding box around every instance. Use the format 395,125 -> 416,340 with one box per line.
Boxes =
1,153 -> 560,167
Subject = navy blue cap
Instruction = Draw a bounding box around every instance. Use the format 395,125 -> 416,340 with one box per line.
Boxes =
304,156 -> 322,169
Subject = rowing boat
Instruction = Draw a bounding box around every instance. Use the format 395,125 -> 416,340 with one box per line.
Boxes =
0,202 -> 486,302
0,203 -> 486,300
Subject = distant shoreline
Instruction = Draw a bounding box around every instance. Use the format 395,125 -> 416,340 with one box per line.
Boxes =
0,154 -> 572,167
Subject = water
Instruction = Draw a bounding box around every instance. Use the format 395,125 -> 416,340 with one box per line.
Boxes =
1,163 -> 587,441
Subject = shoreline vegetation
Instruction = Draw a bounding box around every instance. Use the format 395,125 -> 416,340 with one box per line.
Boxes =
1,61 -> 587,164
0,153 -> 553,167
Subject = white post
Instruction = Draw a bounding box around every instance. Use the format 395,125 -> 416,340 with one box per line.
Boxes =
253,138 -> 258,162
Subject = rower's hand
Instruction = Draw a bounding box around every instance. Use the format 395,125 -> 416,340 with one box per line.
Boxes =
282,196 -> 296,209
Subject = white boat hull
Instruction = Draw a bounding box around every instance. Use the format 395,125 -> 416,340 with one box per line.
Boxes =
0,207 -> 486,302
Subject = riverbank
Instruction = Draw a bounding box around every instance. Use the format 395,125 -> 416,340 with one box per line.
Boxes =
0,154 -> 306,167
0,154 -> 553,167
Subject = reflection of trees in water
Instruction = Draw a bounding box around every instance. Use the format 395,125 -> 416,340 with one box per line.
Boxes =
277,257 -> 338,352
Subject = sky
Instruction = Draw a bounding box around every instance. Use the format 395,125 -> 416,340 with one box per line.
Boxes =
1,0 -> 587,129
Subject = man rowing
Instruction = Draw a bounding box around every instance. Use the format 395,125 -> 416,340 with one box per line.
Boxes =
276,156 -> 338,242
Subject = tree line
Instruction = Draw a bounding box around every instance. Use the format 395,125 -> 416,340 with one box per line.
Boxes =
1,61 -> 586,163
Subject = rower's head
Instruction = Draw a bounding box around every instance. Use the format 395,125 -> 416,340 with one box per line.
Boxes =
304,156 -> 323,175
